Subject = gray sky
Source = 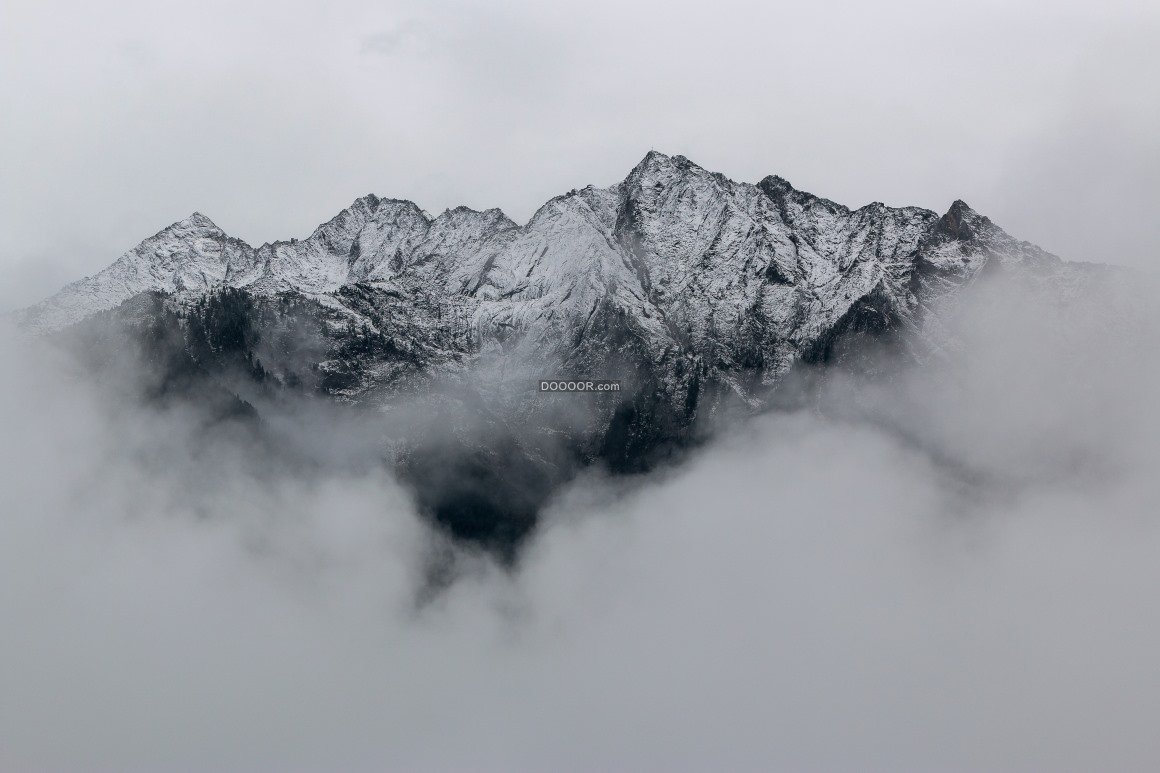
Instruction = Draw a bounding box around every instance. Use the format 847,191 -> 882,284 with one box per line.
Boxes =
2,0 -> 1158,311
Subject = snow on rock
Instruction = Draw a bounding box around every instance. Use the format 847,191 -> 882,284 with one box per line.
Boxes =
19,151 -> 1085,392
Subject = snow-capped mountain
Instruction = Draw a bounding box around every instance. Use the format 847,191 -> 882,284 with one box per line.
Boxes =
16,151 -> 1110,552
19,152 -> 1095,390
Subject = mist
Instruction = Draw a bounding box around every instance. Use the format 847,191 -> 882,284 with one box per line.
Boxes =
2,269 -> 1160,772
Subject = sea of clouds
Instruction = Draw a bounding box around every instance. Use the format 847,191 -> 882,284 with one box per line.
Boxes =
2,271 -> 1159,772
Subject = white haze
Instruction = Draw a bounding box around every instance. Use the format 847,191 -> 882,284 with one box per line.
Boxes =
2,272 -> 1159,772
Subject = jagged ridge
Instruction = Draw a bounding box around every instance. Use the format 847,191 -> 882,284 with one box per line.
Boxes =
20,153 -> 1083,386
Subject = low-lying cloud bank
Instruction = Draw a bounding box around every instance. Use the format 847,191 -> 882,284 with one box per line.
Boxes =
2,273 -> 1160,772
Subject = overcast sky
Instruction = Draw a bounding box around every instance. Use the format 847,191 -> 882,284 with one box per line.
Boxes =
1,0 -> 1158,311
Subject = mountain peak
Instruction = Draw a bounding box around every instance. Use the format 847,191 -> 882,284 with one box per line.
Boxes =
625,151 -> 722,198
628,149 -> 673,179
149,212 -> 225,241
936,200 -> 984,241
628,149 -> 710,176
638,149 -> 671,165
758,174 -> 796,197
343,193 -> 384,216
182,212 -> 220,230
948,199 -> 976,217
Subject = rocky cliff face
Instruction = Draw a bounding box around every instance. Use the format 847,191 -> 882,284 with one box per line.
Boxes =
16,152 -> 1107,557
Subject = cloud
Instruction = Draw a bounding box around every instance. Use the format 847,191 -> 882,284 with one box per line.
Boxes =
1,267 -> 1159,771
